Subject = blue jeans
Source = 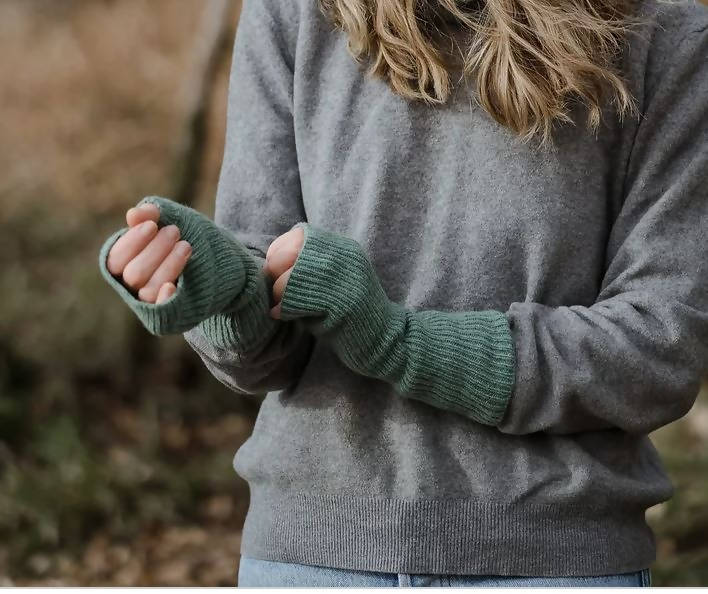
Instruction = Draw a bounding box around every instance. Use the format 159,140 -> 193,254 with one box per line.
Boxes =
237,557 -> 652,587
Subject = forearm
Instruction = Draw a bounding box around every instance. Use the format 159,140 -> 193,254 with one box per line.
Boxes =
357,307 -> 515,426
181,0 -> 311,392
498,297 -> 706,435
184,316 -> 315,396
279,223 -> 708,435
279,224 -> 516,426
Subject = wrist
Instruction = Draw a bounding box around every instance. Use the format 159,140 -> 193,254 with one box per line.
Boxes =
279,223 -> 391,332
276,223 -> 516,426
279,224 -> 399,365
199,256 -> 280,352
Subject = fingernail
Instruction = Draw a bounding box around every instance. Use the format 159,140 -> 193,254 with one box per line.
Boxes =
138,203 -> 155,211
177,242 -> 192,257
165,225 -> 180,239
140,221 -> 154,235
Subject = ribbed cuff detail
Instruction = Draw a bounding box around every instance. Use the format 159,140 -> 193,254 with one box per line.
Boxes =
278,224 -> 516,426
401,307 -> 516,426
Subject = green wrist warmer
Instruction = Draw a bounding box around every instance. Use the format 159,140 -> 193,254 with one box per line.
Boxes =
98,196 -> 278,350
279,223 -> 516,426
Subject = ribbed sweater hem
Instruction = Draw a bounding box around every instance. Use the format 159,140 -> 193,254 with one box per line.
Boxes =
239,485 -> 656,577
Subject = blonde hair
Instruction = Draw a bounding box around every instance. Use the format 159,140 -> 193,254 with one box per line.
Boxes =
319,0 -> 639,144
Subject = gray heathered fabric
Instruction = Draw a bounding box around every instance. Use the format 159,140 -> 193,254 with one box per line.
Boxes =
183,0 -> 708,576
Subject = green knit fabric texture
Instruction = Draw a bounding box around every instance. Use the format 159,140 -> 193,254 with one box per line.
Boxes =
279,223 -> 517,426
98,196 -> 278,352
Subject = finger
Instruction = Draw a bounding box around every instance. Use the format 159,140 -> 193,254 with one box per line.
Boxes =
269,302 -> 282,319
265,228 -> 304,273
265,230 -> 292,261
126,203 -> 160,227
272,267 -> 293,304
265,231 -> 304,279
121,225 -> 181,291
138,240 -> 192,303
264,246 -> 299,280
155,282 -> 177,305
106,220 -> 159,275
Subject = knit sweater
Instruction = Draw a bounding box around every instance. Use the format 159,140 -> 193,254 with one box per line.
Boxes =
98,0 -> 708,577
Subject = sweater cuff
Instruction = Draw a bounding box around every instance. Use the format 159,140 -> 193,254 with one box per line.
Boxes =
401,307 -> 516,426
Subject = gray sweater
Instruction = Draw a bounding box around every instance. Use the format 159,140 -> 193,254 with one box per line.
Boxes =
182,0 -> 708,576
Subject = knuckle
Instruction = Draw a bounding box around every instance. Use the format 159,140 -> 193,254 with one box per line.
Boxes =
161,224 -> 180,241
267,235 -> 285,258
285,228 -> 303,246
106,250 -> 122,275
121,262 -> 144,290
285,245 -> 301,265
272,245 -> 300,271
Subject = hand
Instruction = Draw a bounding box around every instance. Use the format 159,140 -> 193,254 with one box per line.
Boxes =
105,202 -> 193,304
263,227 -> 305,319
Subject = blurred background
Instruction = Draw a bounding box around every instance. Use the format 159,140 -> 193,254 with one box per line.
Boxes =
0,0 -> 706,586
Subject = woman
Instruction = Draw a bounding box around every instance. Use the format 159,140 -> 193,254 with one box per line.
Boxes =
99,0 -> 708,587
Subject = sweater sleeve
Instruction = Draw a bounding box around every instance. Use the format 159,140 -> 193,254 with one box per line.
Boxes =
278,23 -> 708,434
496,21 -> 708,435
182,0 -> 315,395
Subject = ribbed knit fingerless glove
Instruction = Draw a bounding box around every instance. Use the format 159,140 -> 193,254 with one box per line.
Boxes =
279,223 -> 516,426
98,196 -> 278,351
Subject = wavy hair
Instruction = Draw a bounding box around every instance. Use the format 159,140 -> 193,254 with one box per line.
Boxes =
318,0 -> 639,144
